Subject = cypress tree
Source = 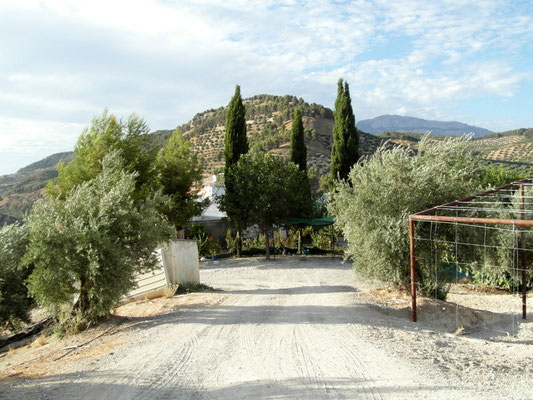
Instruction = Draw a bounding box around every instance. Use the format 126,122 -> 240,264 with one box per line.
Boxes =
223,85 -> 249,257
289,108 -> 311,254
290,108 -> 307,171
330,78 -> 359,182
224,85 -> 248,174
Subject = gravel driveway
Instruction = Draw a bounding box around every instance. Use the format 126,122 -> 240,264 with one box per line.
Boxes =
1,256 -> 531,399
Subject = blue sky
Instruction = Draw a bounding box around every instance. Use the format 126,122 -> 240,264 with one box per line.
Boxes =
0,0 -> 532,175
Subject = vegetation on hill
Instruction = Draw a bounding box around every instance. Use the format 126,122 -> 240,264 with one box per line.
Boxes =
376,131 -> 443,142
479,128 -> 533,140
0,152 -> 74,222
1,95 -> 531,227
376,130 -> 533,173
16,152 -> 74,174
153,94 -> 384,179
469,129 -> 533,163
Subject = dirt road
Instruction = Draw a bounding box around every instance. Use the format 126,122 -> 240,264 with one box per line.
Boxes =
1,257 -> 531,399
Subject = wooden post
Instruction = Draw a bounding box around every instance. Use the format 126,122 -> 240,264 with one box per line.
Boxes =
409,218 -> 417,322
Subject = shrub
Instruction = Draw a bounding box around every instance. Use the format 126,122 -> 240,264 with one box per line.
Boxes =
329,135 -> 483,299
311,225 -> 337,251
187,225 -> 219,257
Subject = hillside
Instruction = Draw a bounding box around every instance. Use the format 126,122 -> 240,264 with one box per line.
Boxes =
2,96 -> 530,226
0,95 -> 388,224
0,152 -> 74,223
377,129 -> 533,166
469,129 -> 533,162
153,94 -> 388,177
358,114 -> 492,137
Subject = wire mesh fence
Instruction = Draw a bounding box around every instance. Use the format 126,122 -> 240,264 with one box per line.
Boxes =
409,178 -> 533,337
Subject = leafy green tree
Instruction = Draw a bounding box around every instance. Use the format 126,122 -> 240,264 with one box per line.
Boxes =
157,129 -> 208,236
329,135 -> 482,298
26,151 -> 174,329
223,85 -> 249,256
48,110 -> 158,202
0,224 -> 32,330
290,108 -> 307,171
330,78 -> 359,183
223,152 -> 312,259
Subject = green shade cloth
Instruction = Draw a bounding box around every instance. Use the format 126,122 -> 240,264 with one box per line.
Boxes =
282,217 -> 335,226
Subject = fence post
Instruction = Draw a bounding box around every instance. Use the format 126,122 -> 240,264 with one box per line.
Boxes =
520,185 -> 527,320
409,218 -> 417,322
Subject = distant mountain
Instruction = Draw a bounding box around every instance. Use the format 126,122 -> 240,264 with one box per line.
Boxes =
357,115 -> 493,137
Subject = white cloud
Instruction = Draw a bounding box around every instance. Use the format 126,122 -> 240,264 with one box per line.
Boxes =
0,0 -> 532,173
0,117 -> 83,153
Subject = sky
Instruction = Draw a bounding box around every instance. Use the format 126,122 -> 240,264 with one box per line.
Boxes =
1,0 -> 532,175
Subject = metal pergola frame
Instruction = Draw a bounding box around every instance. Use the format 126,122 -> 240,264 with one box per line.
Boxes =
408,178 -> 533,322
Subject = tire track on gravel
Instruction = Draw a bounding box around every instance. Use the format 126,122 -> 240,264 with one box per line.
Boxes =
3,257 -> 498,400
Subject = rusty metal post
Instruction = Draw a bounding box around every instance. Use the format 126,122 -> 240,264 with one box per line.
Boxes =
520,185 -> 527,319
409,218 -> 417,322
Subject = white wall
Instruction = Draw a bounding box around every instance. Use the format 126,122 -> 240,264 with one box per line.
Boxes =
160,240 -> 200,284
125,240 -> 200,301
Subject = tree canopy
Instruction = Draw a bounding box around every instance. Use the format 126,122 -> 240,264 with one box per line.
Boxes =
329,135 -> 482,298
290,108 -> 307,171
0,224 -> 32,330
48,110 -> 158,202
330,78 -> 359,182
26,151 -> 174,328
222,152 -> 313,259
223,85 -> 250,256
224,85 -> 248,172
157,129 -> 207,235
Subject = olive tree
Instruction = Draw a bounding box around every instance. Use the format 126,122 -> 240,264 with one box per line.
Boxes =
26,151 -> 174,328
329,135 -> 482,297
0,224 -> 32,330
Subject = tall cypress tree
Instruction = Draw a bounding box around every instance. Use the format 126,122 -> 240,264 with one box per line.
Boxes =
222,85 -> 249,257
330,78 -> 359,182
224,85 -> 248,174
289,108 -> 311,253
290,108 -> 307,171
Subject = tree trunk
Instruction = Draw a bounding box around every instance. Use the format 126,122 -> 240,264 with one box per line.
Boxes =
76,275 -> 91,317
297,227 -> 302,254
265,230 -> 270,260
175,225 -> 185,239
236,230 -> 242,258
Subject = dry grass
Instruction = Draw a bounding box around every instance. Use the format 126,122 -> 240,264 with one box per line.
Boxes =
30,335 -> 48,348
